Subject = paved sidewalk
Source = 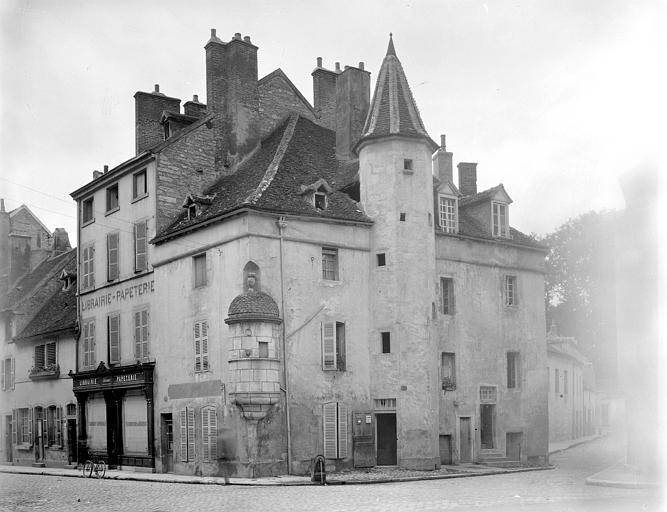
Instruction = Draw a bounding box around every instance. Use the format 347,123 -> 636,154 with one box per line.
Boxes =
0,462 -> 552,487
548,434 -> 602,455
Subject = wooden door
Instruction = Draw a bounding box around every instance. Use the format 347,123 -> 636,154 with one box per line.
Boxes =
480,405 -> 494,449
459,417 -> 472,463
506,432 -> 522,461
376,413 -> 397,465
439,435 -> 452,465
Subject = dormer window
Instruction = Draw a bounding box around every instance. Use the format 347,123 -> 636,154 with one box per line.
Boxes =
314,191 -> 327,211
438,195 -> 458,234
492,201 -> 509,238
182,193 -> 216,222
187,203 -> 198,220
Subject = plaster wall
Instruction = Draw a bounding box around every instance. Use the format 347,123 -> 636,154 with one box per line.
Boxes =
435,234 -> 548,464
548,352 -> 585,442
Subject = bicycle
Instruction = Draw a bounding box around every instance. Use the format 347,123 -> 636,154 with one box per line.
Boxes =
81,459 -> 107,478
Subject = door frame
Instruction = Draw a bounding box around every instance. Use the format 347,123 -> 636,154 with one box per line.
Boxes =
457,415 -> 473,463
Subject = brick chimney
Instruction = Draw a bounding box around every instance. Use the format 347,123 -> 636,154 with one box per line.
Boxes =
205,29 -> 260,173
134,84 -> 181,155
335,63 -> 370,160
184,94 -> 207,118
312,58 -> 338,130
432,134 -> 453,184
458,162 -> 478,196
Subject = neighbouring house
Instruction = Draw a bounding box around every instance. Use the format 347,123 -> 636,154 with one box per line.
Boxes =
68,30 -> 549,477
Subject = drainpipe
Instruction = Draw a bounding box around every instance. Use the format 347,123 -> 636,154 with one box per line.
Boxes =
277,216 -> 292,473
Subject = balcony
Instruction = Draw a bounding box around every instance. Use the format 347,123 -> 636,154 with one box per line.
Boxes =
29,364 -> 60,380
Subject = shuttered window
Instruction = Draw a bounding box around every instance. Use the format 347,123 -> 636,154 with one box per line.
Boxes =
34,341 -> 57,370
134,309 -> 149,360
108,314 -> 121,364
194,321 -> 209,372
81,320 -> 96,369
179,407 -> 196,462
322,321 -> 346,371
323,402 -> 348,459
134,220 -> 148,272
81,244 -> 95,289
107,232 -> 119,281
201,406 -> 217,461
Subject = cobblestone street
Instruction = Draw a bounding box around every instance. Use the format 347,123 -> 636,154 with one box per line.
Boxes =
0,434 -> 661,512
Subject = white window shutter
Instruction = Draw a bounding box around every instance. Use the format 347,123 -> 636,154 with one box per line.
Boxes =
194,322 -> 202,372
209,408 -> 217,460
12,409 -> 17,445
202,408 -> 209,461
10,357 -> 14,389
337,403 -> 349,459
46,342 -> 57,366
322,322 -> 336,370
29,408 -> 33,446
1,360 -> 5,391
90,245 -> 95,286
202,322 -> 209,371
134,312 -> 141,359
180,409 -> 188,461
187,407 -> 195,461
323,402 -> 338,458
57,406 -> 63,448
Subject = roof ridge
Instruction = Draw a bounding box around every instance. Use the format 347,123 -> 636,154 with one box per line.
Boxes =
244,113 -> 300,205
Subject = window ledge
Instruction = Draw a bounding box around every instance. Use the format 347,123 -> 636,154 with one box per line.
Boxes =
29,365 -> 60,380
105,207 -> 120,217
320,279 -> 342,287
131,194 -> 149,204
81,219 -> 95,228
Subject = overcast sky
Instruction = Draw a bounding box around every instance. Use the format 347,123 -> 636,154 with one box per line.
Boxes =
0,0 -> 658,244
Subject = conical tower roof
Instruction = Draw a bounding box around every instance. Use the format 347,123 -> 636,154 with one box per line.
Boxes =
356,34 -> 438,153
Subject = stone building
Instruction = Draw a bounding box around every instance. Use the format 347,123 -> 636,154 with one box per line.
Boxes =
0,203 -> 77,467
547,326 -> 599,443
68,30 -> 548,476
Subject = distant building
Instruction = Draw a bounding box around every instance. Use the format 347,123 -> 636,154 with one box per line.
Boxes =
0,202 -> 77,467
547,325 -> 599,443
68,30 -> 549,477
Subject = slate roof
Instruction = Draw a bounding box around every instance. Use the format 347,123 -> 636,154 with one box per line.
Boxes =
4,249 -> 75,309
356,35 -> 438,152
154,114 -> 371,243
225,290 -> 280,324
459,184 -> 512,207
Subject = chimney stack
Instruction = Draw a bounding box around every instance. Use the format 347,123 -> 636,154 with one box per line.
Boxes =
184,94 -> 207,118
93,170 -> 103,180
312,58 -> 338,130
458,162 -> 478,196
432,134 -> 453,184
335,63 -> 371,160
205,29 -> 260,173
134,83 -> 181,154
52,228 -> 71,255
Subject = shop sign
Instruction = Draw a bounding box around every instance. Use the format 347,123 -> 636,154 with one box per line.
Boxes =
74,372 -> 145,389
81,279 -> 155,311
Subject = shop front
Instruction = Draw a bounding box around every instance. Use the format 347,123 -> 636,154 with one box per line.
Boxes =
71,362 -> 155,469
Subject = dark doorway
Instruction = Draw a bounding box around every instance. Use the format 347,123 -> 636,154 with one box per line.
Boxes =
161,414 -> 173,473
67,419 -> 77,464
105,392 -> 123,468
5,416 -> 12,463
506,432 -> 522,461
376,413 -> 397,465
439,434 -> 452,465
459,417 -> 472,463
480,405 -> 495,449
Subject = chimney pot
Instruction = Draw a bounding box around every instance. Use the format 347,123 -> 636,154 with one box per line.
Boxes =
211,28 -> 216,38
440,134 -> 446,149
103,165 -> 109,173
234,32 -> 242,40
359,62 -> 364,70
335,62 -> 341,72
154,84 -> 160,93
243,35 -> 251,43
317,57 -> 322,68
193,94 -> 199,102
0,199 -> 5,212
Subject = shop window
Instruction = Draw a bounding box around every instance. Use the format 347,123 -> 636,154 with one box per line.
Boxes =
323,402 -> 348,459
134,308 -> 149,360
194,320 -> 209,372
201,406 -> 217,462
322,247 -> 339,281
321,321 -> 345,371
